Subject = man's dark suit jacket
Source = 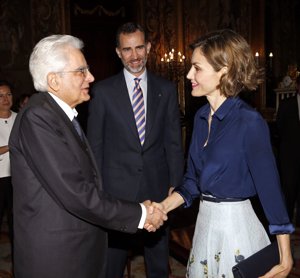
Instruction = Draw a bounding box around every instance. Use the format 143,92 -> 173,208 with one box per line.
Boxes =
87,71 -> 184,203
276,95 -> 300,218
277,95 -> 300,158
9,92 -> 142,278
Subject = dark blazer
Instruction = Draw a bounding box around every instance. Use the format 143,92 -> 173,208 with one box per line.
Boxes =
87,71 -> 184,203
276,95 -> 300,219
276,95 -> 300,162
9,92 -> 142,278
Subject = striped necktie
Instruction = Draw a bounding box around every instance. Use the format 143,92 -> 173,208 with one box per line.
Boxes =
132,78 -> 145,145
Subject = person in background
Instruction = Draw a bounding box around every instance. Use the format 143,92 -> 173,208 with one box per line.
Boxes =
9,34 -> 167,278
276,75 -> 300,226
151,29 -> 294,277
0,80 -> 16,251
87,22 -> 184,278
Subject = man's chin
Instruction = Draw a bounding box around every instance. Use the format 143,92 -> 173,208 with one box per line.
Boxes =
126,65 -> 145,75
80,94 -> 90,103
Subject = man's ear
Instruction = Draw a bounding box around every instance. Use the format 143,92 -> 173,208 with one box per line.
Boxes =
47,73 -> 59,91
115,48 -> 121,58
146,42 -> 151,54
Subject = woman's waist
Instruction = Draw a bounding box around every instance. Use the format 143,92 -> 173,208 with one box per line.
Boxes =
200,193 -> 249,203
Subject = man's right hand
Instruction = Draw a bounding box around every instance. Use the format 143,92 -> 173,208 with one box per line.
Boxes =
142,201 -> 167,232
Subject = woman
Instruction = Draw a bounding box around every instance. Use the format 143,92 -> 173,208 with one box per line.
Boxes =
152,29 -> 294,277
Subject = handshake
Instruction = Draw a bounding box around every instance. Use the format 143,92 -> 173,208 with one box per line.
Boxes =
141,190 -> 183,232
142,200 -> 167,232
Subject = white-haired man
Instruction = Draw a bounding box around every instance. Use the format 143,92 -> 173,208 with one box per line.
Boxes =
9,34 -> 167,278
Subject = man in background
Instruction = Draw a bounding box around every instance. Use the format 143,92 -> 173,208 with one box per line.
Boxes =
87,22 -> 184,278
276,75 -> 300,225
9,34 -> 166,278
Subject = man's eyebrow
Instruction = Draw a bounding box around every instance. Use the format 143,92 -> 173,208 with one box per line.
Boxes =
121,45 -> 145,51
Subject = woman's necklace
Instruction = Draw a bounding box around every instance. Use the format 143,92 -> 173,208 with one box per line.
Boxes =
1,111 -> 12,125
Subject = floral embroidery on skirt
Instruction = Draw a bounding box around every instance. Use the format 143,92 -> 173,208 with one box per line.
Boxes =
186,199 -> 270,278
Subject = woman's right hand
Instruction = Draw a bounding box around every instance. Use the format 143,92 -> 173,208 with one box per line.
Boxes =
259,234 -> 293,278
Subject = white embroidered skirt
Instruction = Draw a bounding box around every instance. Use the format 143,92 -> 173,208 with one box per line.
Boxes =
186,198 -> 270,278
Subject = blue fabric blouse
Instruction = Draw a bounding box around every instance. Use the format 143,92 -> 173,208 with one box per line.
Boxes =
176,97 -> 294,235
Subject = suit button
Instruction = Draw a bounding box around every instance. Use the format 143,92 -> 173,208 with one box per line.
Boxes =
120,226 -> 127,232
137,168 -> 142,172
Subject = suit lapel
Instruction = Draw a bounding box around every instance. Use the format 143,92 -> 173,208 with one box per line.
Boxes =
145,73 -> 161,141
40,92 -> 101,186
111,73 -> 141,143
109,72 -> 162,146
43,92 -> 88,150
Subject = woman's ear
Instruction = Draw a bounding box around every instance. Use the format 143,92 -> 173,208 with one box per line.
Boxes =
221,66 -> 228,74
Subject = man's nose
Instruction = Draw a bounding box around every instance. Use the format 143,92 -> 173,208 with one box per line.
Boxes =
131,49 -> 138,59
86,70 -> 95,83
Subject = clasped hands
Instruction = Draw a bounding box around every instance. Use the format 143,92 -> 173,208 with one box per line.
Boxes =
142,200 -> 167,232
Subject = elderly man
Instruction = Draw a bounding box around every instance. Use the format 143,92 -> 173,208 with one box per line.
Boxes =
9,35 -> 166,278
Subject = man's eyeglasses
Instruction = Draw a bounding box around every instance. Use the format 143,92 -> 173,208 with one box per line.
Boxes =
56,66 -> 90,77
0,93 -> 12,99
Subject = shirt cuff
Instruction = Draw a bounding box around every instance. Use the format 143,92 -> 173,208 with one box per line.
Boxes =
174,188 -> 192,208
138,203 -> 147,229
269,223 -> 295,234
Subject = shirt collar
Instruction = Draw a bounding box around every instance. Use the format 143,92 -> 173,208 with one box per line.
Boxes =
198,97 -> 238,121
214,97 -> 238,120
123,68 -> 147,83
48,92 -> 78,121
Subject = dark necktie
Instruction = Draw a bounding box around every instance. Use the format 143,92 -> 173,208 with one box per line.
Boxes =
132,78 -> 146,145
72,117 -> 84,141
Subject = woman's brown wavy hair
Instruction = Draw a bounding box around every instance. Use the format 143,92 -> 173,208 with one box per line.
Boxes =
190,29 -> 264,97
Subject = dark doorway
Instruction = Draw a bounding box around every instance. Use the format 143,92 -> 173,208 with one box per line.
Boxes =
69,0 -> 138,130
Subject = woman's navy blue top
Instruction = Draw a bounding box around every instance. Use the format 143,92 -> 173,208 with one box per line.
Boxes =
176,97 -> 294,234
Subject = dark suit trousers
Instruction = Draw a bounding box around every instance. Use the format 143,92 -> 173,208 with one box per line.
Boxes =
106,225 -> 169,278
280,159 -> 300,222
0,177 -> 13,243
